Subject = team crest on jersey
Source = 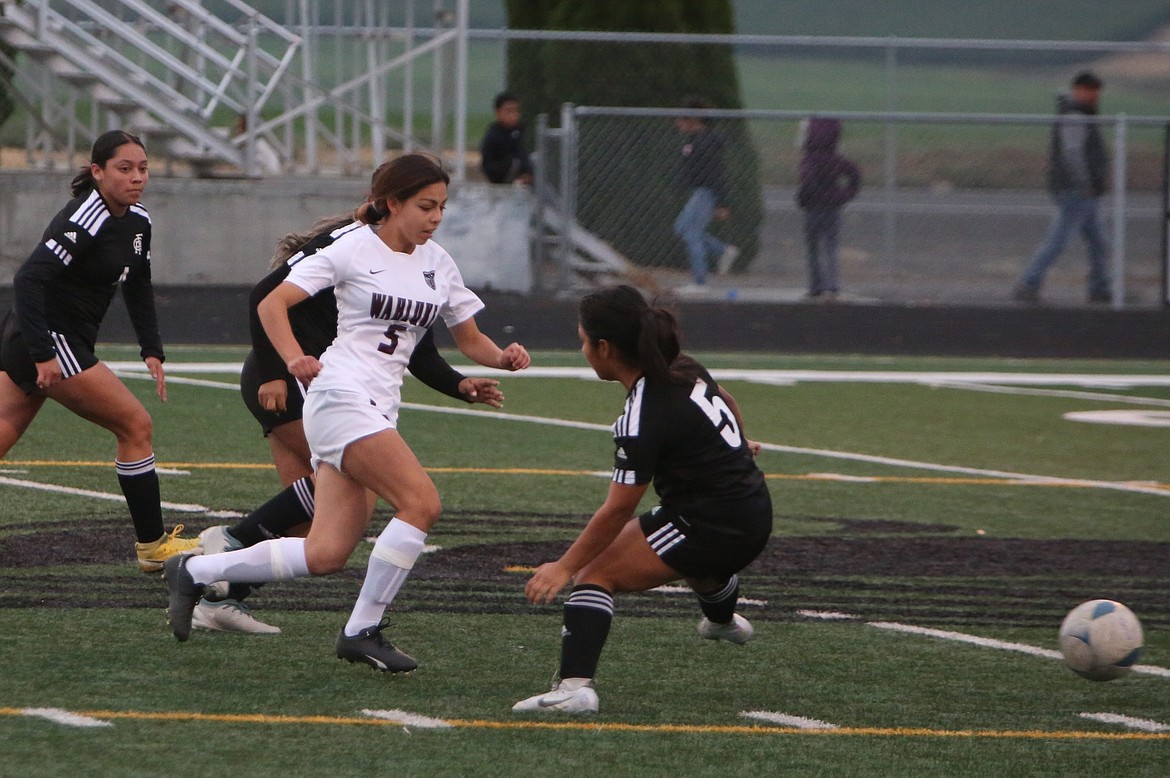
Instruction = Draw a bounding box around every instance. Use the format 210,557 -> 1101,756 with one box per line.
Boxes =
422,270 -> 436,290
133,233 -> 143,255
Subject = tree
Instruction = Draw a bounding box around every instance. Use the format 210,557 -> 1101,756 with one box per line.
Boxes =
503,0 -> 761,274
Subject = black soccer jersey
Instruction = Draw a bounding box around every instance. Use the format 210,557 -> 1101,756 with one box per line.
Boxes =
247,222 -> 359,384
611,355 -> 766,506
12,190 -> 162,363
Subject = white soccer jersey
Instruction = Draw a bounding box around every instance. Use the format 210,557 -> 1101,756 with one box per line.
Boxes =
284,224 -> 483,420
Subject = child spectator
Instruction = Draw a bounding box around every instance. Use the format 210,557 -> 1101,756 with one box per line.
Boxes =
480,92 -> 533,185
797,118 -> 861,300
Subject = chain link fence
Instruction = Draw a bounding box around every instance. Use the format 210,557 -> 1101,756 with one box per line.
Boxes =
535,105 -> 1168,309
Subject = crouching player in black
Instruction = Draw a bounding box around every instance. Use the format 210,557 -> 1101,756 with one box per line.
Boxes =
514,285 -> 772,713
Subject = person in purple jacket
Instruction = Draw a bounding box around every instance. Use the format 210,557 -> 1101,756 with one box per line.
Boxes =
796,118 -> 861,300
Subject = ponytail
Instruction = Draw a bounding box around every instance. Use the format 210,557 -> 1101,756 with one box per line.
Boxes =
579,285 -> 688,384
636,307 -> 682,384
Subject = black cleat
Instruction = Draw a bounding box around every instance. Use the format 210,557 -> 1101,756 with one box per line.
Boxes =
335,619 -> 418,673
163,554 -> 202,642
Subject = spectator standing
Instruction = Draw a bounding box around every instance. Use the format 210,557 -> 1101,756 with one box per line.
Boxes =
673,97 -> 739,293
796,117 -> 861,301
480,92 -> 533,185
1014,71 -> 1112,304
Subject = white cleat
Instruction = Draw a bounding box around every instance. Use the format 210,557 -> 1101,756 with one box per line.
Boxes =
198,525 -> 243,554
192,598 -> 281,635
698,614 -> 754,645
512,679 -> 598,714
197,525 -> 243,600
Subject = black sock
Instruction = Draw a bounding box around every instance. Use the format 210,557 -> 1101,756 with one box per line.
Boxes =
696,575 -> 739,624
230,476 -> 314,547
117,455 -> 164,543
559,584 -> 614,680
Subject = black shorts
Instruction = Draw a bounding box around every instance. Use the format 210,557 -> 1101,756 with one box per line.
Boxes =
639,490 -> 773,580
0,311 -> 98,394
239,350 -> 305,435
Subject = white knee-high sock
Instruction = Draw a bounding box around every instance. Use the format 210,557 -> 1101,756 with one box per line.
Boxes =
185,537 -> 309,585
344,519 -> 427,637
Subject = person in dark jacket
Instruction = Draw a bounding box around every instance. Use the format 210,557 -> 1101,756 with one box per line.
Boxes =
796,117 -> 861,300
672,97 -> 739,292
480,92 -> 533,185
1014,71 -> 1111,304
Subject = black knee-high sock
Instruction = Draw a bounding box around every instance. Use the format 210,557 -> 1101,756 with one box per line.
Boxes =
229,476 -> 315,547
559,584 -> 614,680
696,575 -> 739,624
117,455 -> 164,543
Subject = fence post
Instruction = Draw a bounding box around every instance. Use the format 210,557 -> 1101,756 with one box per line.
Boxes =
1110,114 -> 1127,309
882,38 -> 898,265
452,0 -> 469,182
558,102 -> 577,293
1163,123 -> 1169,306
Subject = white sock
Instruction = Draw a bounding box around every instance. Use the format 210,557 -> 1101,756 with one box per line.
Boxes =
185,537 -> 309,585
343,519 -> 427,637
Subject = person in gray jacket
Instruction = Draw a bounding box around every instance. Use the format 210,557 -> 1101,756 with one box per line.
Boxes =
1014,71 -> 1111,304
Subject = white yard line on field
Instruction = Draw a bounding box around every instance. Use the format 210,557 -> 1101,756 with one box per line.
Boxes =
111,363 -> 1170,390
0,475 -> 240,516
740,711 -> 840,730
799,611 -> 1170,679
112,369 -> 1170,499
361,709 -> 452,729
1079,713 -> 1170,732
20,708 -> 112,728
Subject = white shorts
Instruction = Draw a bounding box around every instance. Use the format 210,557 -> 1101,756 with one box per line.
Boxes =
303,389 -> 396,472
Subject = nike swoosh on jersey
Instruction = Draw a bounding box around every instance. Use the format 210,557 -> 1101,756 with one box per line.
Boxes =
369,268 -> 386,274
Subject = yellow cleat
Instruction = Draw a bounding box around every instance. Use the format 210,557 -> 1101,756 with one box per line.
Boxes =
135,524 -> 203,573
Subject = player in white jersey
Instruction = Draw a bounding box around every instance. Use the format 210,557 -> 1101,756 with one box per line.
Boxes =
164,154 -> 530,672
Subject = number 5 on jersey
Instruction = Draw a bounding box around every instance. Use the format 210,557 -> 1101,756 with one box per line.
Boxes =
689,379 -> 742,448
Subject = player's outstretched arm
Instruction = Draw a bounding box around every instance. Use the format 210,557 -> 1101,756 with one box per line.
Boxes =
448,317 -> 530,371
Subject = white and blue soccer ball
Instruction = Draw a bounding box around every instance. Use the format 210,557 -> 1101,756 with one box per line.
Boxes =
1058,599 -> 1143,682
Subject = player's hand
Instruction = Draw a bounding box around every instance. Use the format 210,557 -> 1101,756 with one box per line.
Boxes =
258,379 -> 289,413
145,356 -> 167,402
746,439 -> 762,457
525,560 -> 573,605
499,343 -> 530,371
460,377 -> 503,408
286,355 -> 322,388
33,359 -> 63,391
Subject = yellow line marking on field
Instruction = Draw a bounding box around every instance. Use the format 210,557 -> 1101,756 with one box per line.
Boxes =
2,708 -> 1167,740
5,460 -> 1167,492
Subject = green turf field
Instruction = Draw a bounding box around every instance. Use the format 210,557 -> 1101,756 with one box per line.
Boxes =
0,345 -> 1167,777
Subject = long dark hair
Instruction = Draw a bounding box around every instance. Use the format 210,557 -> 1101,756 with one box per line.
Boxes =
356,153 -> 449,224
269,212 -> 354,268
578,285 -> 688,384
70,130 -> 146,197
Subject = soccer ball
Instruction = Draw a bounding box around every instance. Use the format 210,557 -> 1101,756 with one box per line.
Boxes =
1058,599 -> 1143,682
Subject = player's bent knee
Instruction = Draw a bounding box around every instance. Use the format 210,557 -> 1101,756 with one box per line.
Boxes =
304,548 -> 348,576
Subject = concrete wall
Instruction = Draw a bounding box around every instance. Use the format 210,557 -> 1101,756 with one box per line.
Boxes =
0,171 -> 533,292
